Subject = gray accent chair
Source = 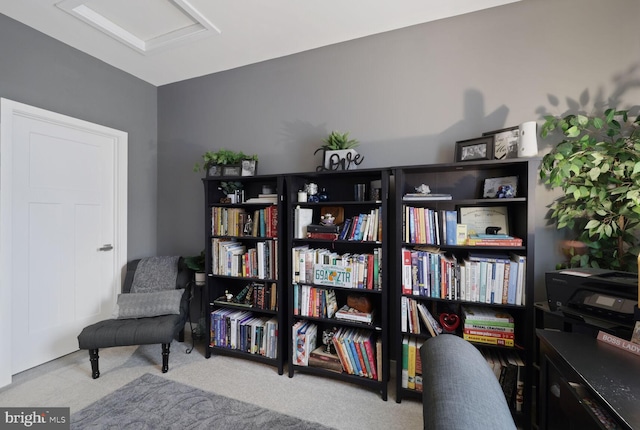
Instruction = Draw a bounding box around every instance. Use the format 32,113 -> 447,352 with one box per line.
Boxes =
77,257 -> 191,379
421,334 -> 516,430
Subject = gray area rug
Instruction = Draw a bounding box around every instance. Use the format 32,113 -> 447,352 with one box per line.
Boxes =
71,373 -> 335,429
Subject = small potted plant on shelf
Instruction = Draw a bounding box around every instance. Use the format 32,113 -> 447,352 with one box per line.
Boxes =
315,130 -> 364,170
194,149 -> 258,177
219,181 -> 243,203
184,251 -> 206,286
540,107 -> 640,272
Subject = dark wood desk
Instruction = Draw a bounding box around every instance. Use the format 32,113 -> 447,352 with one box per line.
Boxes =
537,329 -> 640,430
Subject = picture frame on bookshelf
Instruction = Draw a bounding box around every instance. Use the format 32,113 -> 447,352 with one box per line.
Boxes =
222,165 -> 242,176
482,126 -> 519,160
454,136 -> 494,162
458,205 -> 509,236
482,176 -> 518,198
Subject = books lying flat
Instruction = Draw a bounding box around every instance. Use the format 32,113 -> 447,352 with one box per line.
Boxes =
307,224 -> 340,233
309,345 -> 344,372
467,235 -> 523,246
402,193 -> 452,201
335,305 -> 375,324
463,333 -> 514,346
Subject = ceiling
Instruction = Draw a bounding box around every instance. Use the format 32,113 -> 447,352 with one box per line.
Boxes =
0,0 -> 520,87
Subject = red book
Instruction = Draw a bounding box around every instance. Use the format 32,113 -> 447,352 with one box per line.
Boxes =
270,206 -> 278,238
306,232 -> 339,240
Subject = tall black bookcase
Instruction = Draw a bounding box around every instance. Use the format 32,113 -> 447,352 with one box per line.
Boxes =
203,174 -> 286,375
285,168 -> 390,400
392,159 -> 537,426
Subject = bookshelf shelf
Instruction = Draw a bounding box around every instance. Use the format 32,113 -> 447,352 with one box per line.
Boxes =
203,174 -> 286,375
392,159 -> 536,427
286,169 -> 391,400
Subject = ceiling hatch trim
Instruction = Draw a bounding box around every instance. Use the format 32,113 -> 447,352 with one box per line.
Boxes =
55,0 -> 221,55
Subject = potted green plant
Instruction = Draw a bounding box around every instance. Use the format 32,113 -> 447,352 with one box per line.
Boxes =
540,108 -> 640,272
219,181 -> 243,203
315,131 -> 363,170
194,149 -> 258,177
184,251 -> 206,285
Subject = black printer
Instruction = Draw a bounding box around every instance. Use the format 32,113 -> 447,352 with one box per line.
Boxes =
545,268 -> 638,326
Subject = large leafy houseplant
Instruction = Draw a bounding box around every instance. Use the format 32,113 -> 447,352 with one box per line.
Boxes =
540,108 -> 640,272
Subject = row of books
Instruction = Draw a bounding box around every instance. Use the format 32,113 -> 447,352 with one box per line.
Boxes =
233,282 -> 277,311
211,206 -> 278,238
292,246 -> 383,290
293,207 -> 383,242
338,208 -> 383,242
292,320 -> 317,366
292,284 -> 377,324
462,306 -> 515,347
478,347 -> 525,411
403,206 -> 455,245
211,238 -> 278,280
292,284 -> 338,319
401,335 -> 424,392
209,309 -> 278,358
401,247 -> 526,305
403,206 -> 523,247
331,327 -> 381,380
400,297 -> 443,337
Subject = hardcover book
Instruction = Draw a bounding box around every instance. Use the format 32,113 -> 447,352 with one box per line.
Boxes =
335,305 -> 375,324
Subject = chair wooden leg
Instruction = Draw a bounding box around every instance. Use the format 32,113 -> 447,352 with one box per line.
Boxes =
89,349 -> 100,379
162,343 -> 170,373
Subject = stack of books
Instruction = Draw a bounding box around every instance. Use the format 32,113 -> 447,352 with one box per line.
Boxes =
335,304 -> 375,324
308,345 -> 343,372
462,306 -> 514,347
466,234 -> 523,247
306,223 -> 340,240
402,193 -> 452,201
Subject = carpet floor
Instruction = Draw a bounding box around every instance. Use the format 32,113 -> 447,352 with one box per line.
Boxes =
71,373 -> 335,430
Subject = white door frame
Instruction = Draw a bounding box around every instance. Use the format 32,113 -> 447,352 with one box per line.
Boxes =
0,98 -> 128,388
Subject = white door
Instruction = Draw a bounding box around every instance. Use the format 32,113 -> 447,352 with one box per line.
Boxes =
0,99 -> 128,387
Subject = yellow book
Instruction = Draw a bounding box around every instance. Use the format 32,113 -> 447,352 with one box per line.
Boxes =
463,333 -> 514,347
408,337 -> 416,389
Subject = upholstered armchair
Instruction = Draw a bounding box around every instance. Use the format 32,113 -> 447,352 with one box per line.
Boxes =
77,256 -> 191,379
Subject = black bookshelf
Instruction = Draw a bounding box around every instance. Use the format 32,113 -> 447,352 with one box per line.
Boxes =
203,174 -> 286,375
285,168 -> 391,400
392,159 -> 537,428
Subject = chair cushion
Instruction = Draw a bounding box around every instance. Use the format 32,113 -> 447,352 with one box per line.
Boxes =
130,256 -> 180,293
78,314 -> 184,350
114,289 -> 184,319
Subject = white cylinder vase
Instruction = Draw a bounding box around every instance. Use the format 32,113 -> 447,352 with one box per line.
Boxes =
518,121 -> 538,157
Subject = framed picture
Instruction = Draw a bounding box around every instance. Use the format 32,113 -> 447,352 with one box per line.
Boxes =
455,136 -> 494,162
483,126 -> 519,160
458,205 -> 509,236
483,175 -> 519,198
222,165 -> 241,176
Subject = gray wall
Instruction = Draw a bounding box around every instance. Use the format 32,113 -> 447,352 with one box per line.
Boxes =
158,0 -> 640,301
0,13 -> 158,260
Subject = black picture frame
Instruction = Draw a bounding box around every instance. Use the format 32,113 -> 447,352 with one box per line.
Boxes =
482,126 -> 519,160
454,136 -> 494,162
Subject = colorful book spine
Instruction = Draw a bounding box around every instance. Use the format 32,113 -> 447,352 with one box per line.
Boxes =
463,333 -> 515,347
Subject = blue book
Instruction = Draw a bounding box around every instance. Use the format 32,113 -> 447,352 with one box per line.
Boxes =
507,261 -> 518,305
445,210 -> 457,245
346,330 -> 363,376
